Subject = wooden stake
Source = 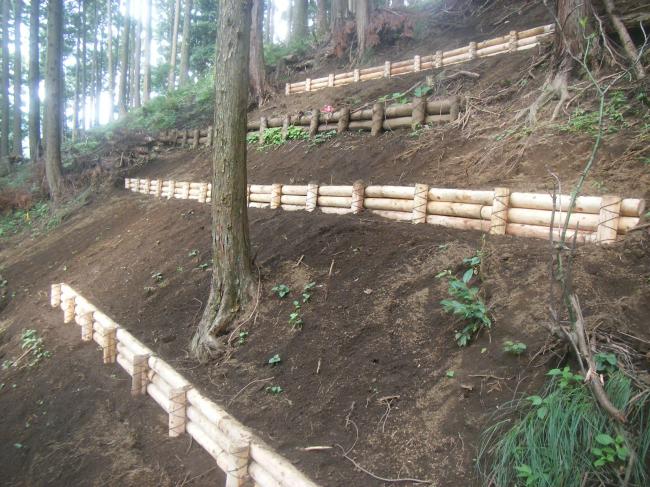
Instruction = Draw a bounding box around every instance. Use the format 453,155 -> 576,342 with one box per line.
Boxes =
435,50 -> 443,68
132,354 -> 150,396
371,103 -> 384,137
412,184 -> 429,224
154,179 -> 163,198
167,180 -> 176,199
102,326 -> 117,364
508,30 -> 518,52
281,116 -> 290,141
192,129 -> 200,149
306,182 -> 319,212
328,73 -> 334,87
353,69 -> 360,82
259,117 -> 268,145
305,78 -> 311,92
270,184 -> 282,209
489,187 -> 510,235
79,312 -> 93,342
450,96 -> 460,120
63,297 -> 75,323
469,41 -> 477,60
351,180 -> 365,214
182,129 -> 189,147
285,83 -> 290,95
198,183 -> 209,203
414,55 -> 421,72
337,107 -> 350,134
207,125 -> 214,146
168,386 -> 190,437
50,283 -> 62,308
411,96 -> 426,129
309,109 -> 320,138
226,439 -> 251,487
384,61 -> 392,78
596,195 -> 622,244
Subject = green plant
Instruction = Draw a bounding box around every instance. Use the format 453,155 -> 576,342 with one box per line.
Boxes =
246,132 -> 260,144
188,249 -> 199,257
198,263 -> 209,271
379,91 -> 409,104
271,284 -> 291,298
151,272 -> 163,282
289,301 -> 304,329
310,130 -> 336,146
237,331 -> 249,346
3,329 -> 51,370
285,125 -> 309,141
413,85 -> 432,98
268,354 -> 281,366
301,282 -> 316,302
594,352 -> 618,374
591,433 -> 629,467
446,370 -> 455,378
503,341 -> 527,355
438,253 -> 491,347
266,385 -> 284,395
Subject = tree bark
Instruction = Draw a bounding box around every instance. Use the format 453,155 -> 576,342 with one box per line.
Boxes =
73,0 -> 81,141
0,0 -> 10,172
28,0 -> 40,160
168,0 -> 181,91
316,0 -> 328,40
117,0 -> 130,118
264,0 -> 273,44
331,0 -> 347,39
107,0 -> 115,121
45,0 -> 64,201
12,0 -> 22,158
179,0 -> 192,86
133,16 -> 142,107
143,0 -> 152,102
392,0 -> 405,7
249,0 -> 268,105
192,0 -> 255,360
92,0 -> 101,127
81,0 -> 87,132
291,0 -> 308,43
355,0 -> 370,56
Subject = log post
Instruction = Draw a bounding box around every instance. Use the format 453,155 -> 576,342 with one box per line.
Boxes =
337,107 -> 350,134
181,182 -> 190,199
306,182 -> 319,212
435,50 -> 443,68
469,41 -> 477,60
411,96 -> 426,129
102,326 -> 117,364
198,183 -> 209,203
371,103 -> 384,137
124,178 -> 130,189
328,73 -> 334,87
145,178 -> 151,195
63,296 -> 75,323
309,109 -> 320,138
225,439 -> 251,487
168,386 -> 190,437
412,183 -> 429,224
489,187 -> 510,235
384,61 -> 392,78
170,129 -> 177,145
207,125 -> 214,146
132,354 -> 150,396
182,129 -> 189,147
351,180 -> 365,214
508,30 -> 518,52
596,195 -> 622,244
51,283 -> 62,308
353,69 -> 360,82
414,55 -> 421,72
281,116 -> 290,141
270,184 -> 282,209
192,128 -> 200,149
305,78 -> 311,92
450,96 -> 460,121
285,83 -> 290,95
154,179 -> 163,198
259,117 -> 268,146
79,311 -> 94,342
167,180 -> 176,199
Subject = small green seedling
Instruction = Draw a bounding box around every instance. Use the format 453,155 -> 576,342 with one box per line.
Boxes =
594,352 -> 617,374
301,282 -> 316,303
188,249 -> 199,257
151,272 -> 163,282
266,385 -> 283,395
198,263 -> 209,271
503,341 -> 527,355
591,434 -> 629,467
238,331 -> 249,346
547,366 -> 583,389
272,284 -> 291,298
268,354 -> 281,366
446,370 -> 455,378
526,395 -> 549,420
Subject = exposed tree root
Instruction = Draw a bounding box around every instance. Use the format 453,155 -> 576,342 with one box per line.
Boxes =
517,61 -> 571,126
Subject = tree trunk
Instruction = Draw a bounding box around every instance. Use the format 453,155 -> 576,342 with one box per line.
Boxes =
316,0 -> 328,39
107,0 -> 114,121
72,0 -> 81,141
28,0 -> 40,160
45,0 -> 64,201
93,0 -> 101,127
133,17 -> 142,107
81,0 -> 87,132
0,0 -> 10,173
291,0 -> 308,42
117,0 -> 130,118
249,0 -> 268,105
179,0 -> 192,86
392,0 -> 405,7
168,0 -> 181,91
192,0 -> 255,360
264,0 -> 273,44
331,0 -> 347,37
143,0 -> 152,102
12,0 -> 22,158
355,0 -> 370,56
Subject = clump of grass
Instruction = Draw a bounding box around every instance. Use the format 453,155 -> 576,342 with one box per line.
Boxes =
478,368 -> 650,487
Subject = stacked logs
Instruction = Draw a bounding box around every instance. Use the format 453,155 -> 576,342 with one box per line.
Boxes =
286,24 -> 555,95
158,97 -> 460,148
124,178 -> 645,245
51,283 -> 320,487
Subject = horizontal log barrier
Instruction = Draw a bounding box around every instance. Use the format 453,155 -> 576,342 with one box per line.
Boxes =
284,23 -> 555,95
51,283 -> 321,487
157,97 -> 462,148
124,178 -> 644,245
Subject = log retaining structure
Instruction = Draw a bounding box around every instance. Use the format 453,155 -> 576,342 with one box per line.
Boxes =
285,24 -> 556,95
124,178 -> 644,245
51,283 -> 320,487
157,96 -> 461,147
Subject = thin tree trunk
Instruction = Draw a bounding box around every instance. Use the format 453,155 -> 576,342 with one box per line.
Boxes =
331,0 -> 347,37
133,16 -> 141,107
0,0 -> 10,172
143,0 -> 152,102
107,0 -> 115,121
179,0 -> 192,86
73,0 -> 81,141
93,0 -> 101,127
81,0 -> 87,132
45,0 -> 64,201
264,0 -> 273,44
355,0 -> 370,56
117,0 -> 130,118
168,0 -> 181,91
316,0 -> 328,39
249,0 -> 268,105
291,0 -> 308,42
192,0 -> 255,360
12,0 -> 22,158
28,0 -> 40,160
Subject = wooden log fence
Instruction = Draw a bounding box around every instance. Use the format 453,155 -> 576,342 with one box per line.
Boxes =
285,24 -> 555,95
157,97 -> 461,147
51,283 -> 320,487
124,178 -> 644,245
